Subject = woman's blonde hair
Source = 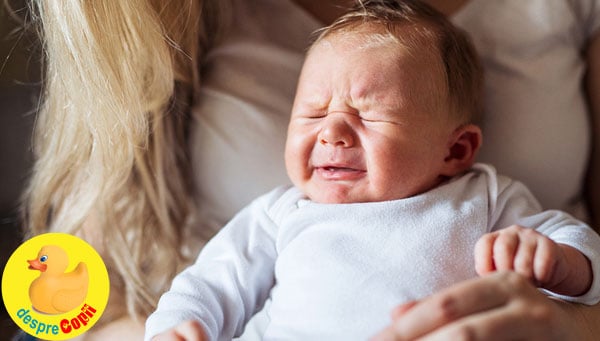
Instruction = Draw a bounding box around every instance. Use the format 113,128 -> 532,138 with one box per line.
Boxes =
25,0 -> 228,321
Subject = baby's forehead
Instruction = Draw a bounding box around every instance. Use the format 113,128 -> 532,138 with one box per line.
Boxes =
324,30 -> 398,50
314,24 -> 438,57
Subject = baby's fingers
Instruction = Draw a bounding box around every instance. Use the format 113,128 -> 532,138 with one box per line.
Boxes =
173,320 -> 206,341
491,227 -> 521,271
152,320 -> 206,341
532,235 -> 560,286
478,226 -> 559,287
512,228 -> 539,282
474,233 -> 496,276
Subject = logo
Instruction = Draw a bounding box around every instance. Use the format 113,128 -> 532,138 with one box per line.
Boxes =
2,233 -> 109,339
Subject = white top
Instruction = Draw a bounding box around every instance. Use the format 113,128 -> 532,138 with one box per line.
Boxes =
145,164 -> 600,341
189,0 -> 600,243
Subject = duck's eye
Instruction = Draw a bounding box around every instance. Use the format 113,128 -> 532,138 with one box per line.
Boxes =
40,255 -> 48,262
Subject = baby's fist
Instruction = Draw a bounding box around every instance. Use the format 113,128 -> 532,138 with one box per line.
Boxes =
475,225 -> 564,287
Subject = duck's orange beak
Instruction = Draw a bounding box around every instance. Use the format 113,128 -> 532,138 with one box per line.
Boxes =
28,259 -> 47,272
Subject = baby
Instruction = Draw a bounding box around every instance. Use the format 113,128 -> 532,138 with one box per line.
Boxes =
146,1 -> 600,340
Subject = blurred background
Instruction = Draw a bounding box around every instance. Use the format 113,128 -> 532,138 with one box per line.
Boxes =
1,0 -> 40,335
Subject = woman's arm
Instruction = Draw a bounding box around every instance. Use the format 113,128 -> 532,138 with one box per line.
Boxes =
586,30 -> 600,228
577,303 -> 600,341
370,272 -> 593,341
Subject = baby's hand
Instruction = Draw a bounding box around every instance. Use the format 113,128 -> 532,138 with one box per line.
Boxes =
151,320 -> 207,341
474,225 -> 570,289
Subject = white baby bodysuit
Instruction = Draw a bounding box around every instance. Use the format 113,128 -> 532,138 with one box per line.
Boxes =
145,164 -> 600,341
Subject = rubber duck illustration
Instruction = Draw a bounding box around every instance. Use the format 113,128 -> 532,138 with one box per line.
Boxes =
27,245 -> 89,314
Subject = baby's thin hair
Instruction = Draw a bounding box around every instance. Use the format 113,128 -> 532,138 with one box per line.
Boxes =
313,0 -> 483,124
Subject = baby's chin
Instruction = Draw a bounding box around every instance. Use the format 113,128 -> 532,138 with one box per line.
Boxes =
304,187 -> 377,204
304,184 -> 422,204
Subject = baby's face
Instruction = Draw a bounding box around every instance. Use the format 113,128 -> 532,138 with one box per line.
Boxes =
285,28 -> 458,203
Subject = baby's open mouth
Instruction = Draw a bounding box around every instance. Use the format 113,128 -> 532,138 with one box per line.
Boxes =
316,166 -> 366,180
323,166 -> 357,172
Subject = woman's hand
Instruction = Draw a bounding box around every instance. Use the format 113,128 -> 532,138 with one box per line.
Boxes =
370,271 -> 590,341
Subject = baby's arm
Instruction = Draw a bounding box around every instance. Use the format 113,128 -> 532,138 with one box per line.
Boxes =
144,187 -> 286,341
475,225 -> 592,296
151,320 -> 207,341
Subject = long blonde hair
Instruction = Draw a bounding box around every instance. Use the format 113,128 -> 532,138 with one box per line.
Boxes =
25,0 -> 228,320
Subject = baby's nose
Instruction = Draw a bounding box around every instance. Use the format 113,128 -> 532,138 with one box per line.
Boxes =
318,113 -> 356,147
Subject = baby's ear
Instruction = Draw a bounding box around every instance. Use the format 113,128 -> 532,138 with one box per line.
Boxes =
441,124 -> 482,177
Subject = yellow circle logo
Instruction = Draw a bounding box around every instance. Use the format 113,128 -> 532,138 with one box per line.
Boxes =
2,233 -> 109,339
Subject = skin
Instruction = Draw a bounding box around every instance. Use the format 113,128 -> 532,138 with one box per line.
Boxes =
151,3 -> 600,340
287,29 -> 593,340
87,1 -> 600,340
370,1 -> 600,340
152,320 -> 206,341
154,24 -> 483,340
284,28 -> 477,204
370,271 -> 581,341
475,225 -> 592,297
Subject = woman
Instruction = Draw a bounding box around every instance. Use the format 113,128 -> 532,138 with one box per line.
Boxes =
24,0 -> 600,339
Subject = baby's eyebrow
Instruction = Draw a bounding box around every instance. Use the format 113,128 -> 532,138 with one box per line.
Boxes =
349,91 -> 404,112
298,88 -> 332,108
302,96 -> 330,110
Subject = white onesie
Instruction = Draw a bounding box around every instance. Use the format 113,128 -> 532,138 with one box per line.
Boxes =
145,164 -> 600,341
